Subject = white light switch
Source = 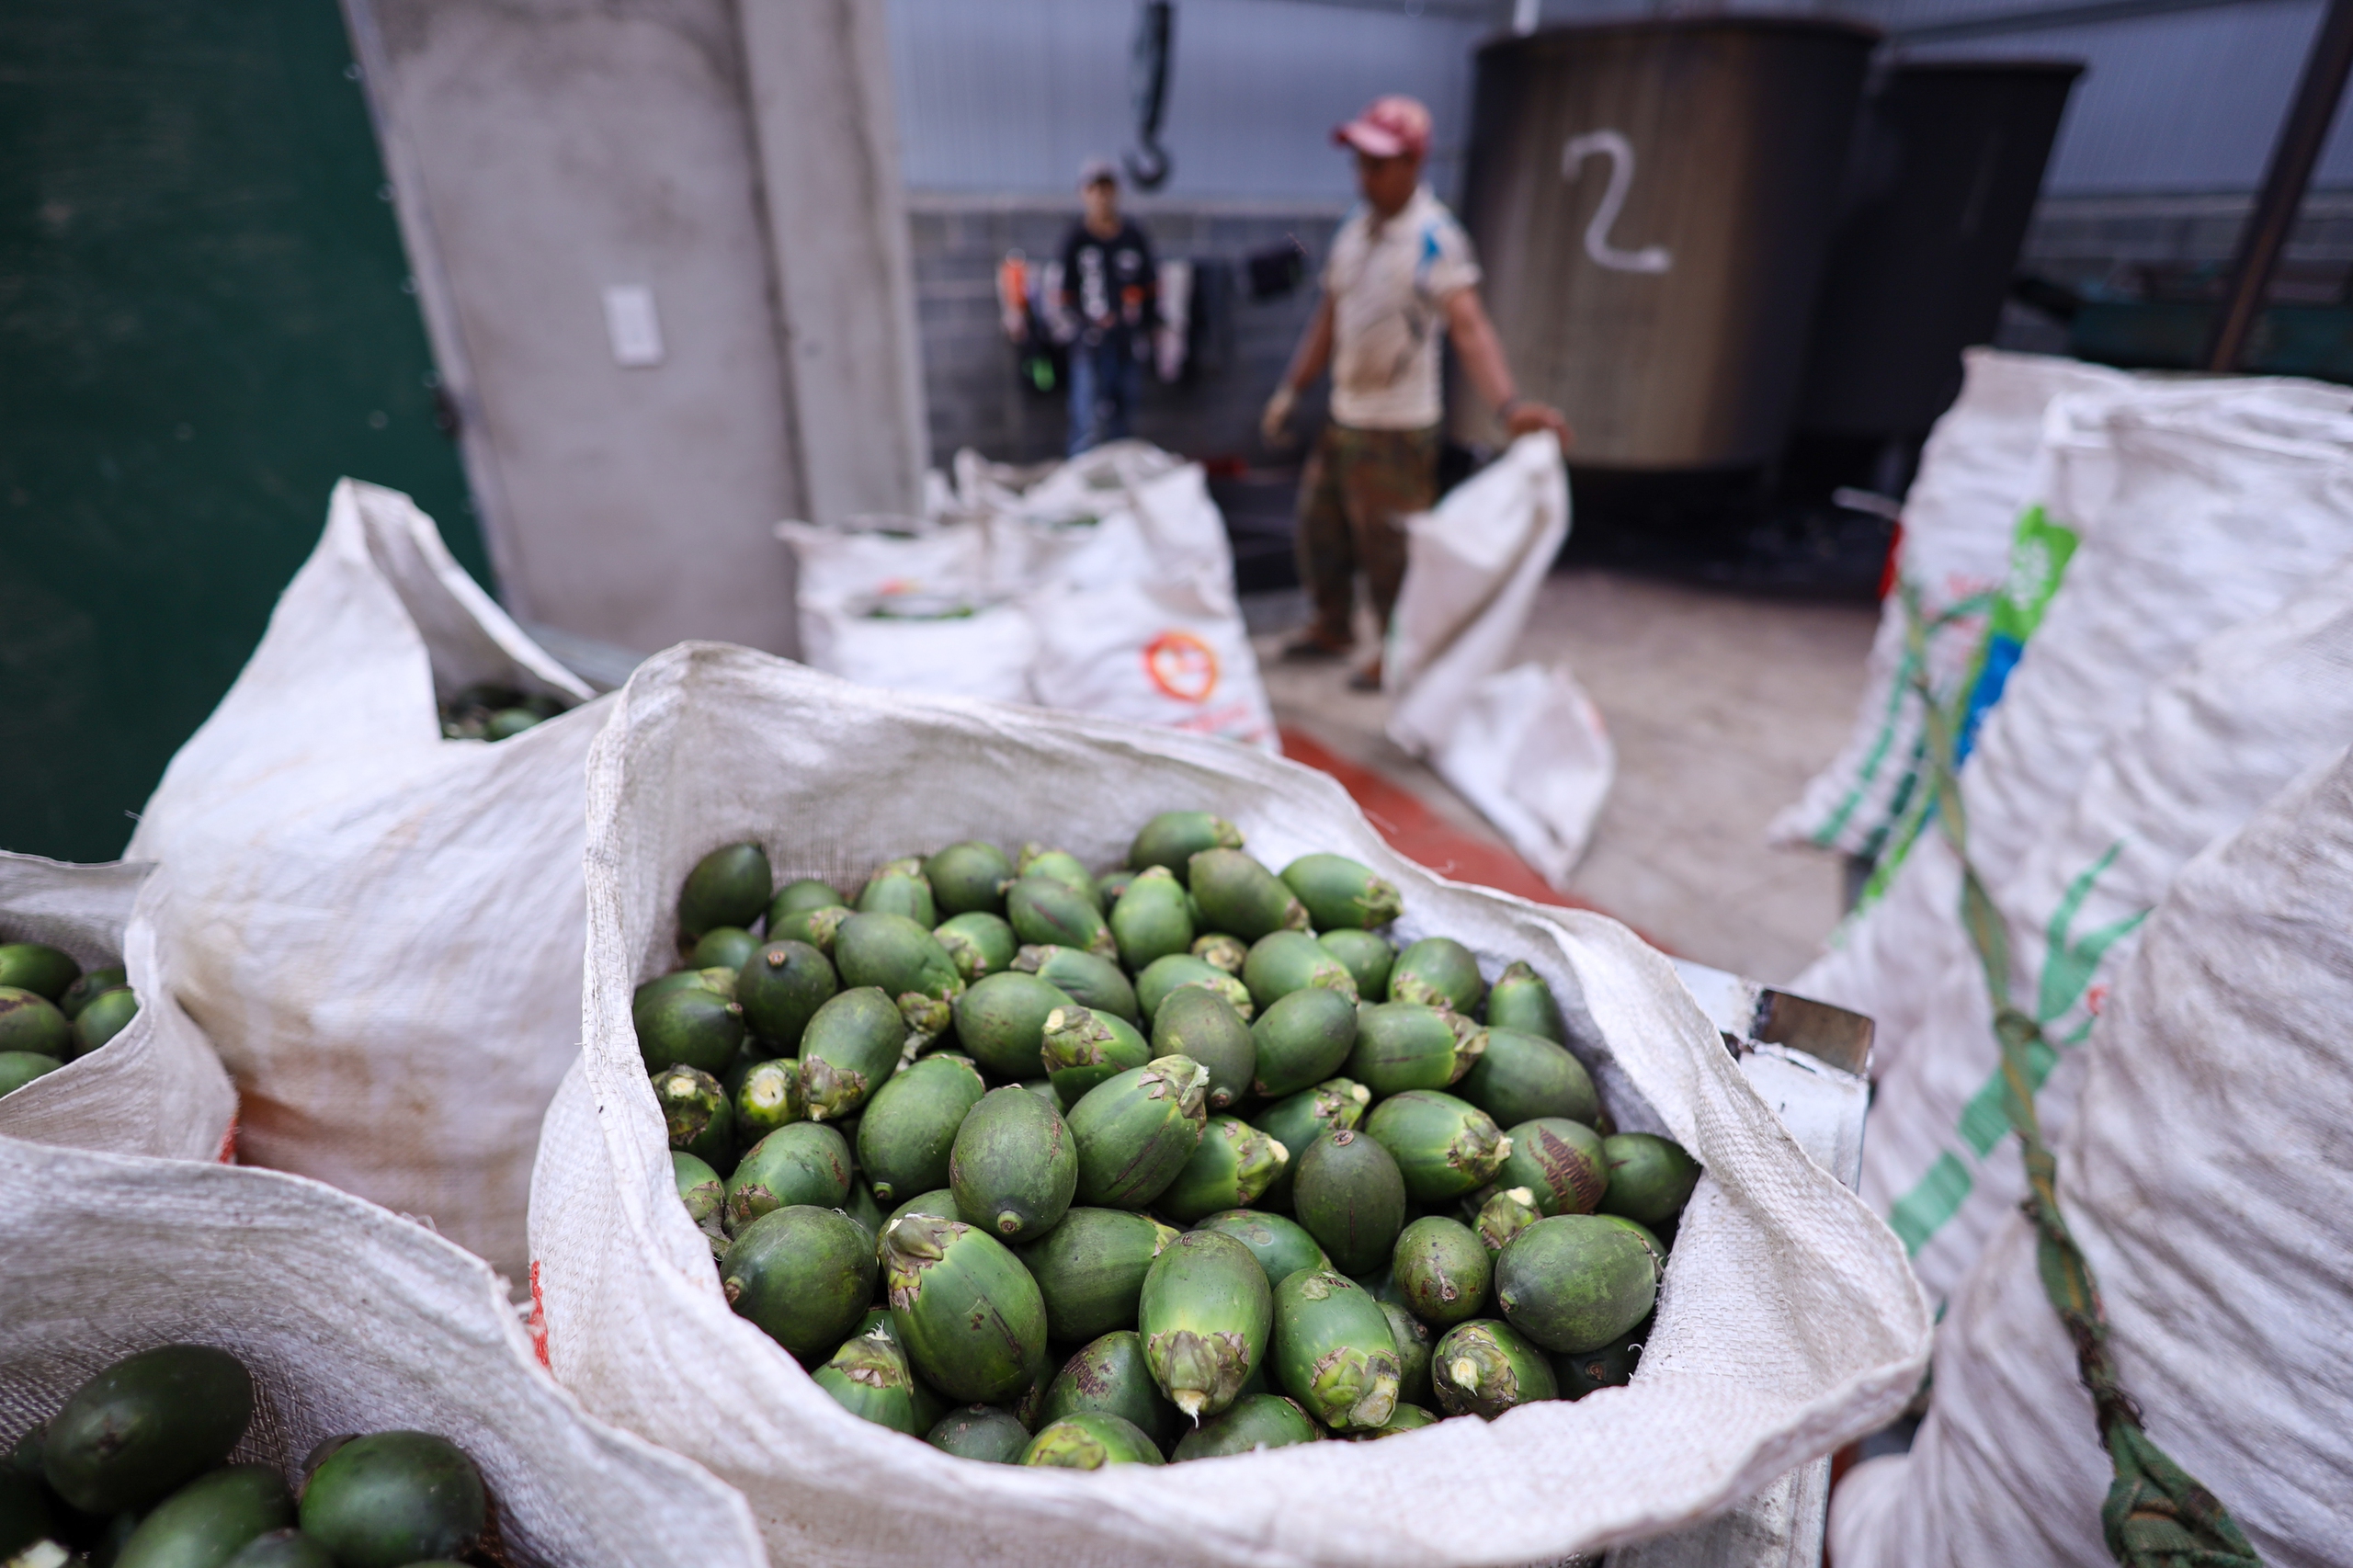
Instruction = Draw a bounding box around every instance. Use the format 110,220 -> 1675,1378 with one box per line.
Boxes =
601,284 -> 665,368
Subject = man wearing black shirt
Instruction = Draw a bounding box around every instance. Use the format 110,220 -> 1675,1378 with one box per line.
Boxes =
1056,157 -> 1157,456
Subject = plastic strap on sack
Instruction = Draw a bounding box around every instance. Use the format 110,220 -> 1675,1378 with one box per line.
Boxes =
1901,585 -> 2263,1568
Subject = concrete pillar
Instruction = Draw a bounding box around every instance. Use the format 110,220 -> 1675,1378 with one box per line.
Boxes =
347,0 -> 928,659
737,0 -> 929,524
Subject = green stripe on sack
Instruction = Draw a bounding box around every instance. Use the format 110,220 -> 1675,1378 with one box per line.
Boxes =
1890,1153 -> 1973,1256
1891,583 -> 2258,1566
1810,588 -> 1995,855
1958,1034 -> 2059,1157
1813,645 -> 1923,846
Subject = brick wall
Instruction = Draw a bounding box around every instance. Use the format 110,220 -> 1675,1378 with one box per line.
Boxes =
907,195 -> 1348,468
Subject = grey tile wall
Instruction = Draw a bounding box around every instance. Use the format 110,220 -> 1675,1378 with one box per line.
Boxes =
908,199 -> 1347,467
2019,191 -> 2353,274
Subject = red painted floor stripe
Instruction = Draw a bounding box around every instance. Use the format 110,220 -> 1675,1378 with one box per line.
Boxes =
1278,727 -> 1608,914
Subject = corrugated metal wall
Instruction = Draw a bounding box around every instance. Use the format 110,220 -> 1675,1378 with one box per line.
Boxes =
1888,0 -> 2353,194
887,0 -> 1489,203
888,0 -> 2353,202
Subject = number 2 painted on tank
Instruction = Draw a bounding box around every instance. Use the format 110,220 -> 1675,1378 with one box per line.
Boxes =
1562,131 -> 1673,275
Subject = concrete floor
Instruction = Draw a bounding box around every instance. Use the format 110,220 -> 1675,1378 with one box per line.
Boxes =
1251,570 -> 1881,984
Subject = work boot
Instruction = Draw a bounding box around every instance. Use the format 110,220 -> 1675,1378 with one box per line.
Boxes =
1281,628 -> 1352,662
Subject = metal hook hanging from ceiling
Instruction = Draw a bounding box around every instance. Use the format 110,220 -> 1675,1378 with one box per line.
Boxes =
1125,1 -> 1175,190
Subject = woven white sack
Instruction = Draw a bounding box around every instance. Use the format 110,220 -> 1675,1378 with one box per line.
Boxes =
0,855 -> 235,1162
0,1135 -> 765,1568
791,447 -> 1259,737
1864,546 -> 2353,1304
1796,388 -> 2353,1077
1831,744 -> 2353,1568
800,597 -> 1041,707
1790,381 -> 2143,1078
1428,663 -> 1614,891
529,642 -> 1930,1568
776,519 -> 994,606
124,478 -> 605,1279
1770,351 -> 2130,858
1027,572 -> 1279,752
1384,435 -> 1608,886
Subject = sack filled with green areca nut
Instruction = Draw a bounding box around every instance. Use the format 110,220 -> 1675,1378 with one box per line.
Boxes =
0,854 -> 233,1163
5,1137 -> 762,1568
534,648 -> 1928,1565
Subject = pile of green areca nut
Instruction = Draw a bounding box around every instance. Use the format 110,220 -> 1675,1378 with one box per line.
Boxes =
3,1346 -> 490,1567
0,940 -> 139,1102
635,812 -> 1701,1469
436,684 -> 566,743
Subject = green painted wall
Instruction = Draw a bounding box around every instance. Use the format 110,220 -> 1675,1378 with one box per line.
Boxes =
1,0 -> 488,862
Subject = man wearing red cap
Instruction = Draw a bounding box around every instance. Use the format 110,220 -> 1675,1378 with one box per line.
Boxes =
1264,95 -> 1569,686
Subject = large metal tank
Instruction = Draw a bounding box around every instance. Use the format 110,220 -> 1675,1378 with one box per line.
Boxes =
1800,61 -> 2084,438
1455,17 -> 1879,470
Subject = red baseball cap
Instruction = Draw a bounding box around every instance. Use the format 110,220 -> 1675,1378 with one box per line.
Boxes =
1334,96 -> 1432,160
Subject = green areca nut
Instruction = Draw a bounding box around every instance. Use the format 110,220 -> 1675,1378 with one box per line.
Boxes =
1279,853 -> 1402,930
1242,930 -> 1359,1013
1431,1318 -> 1558,1418
1291,1127 -> 1407,1276
1269,1267 -> 1402,1431
1067,1055 -> 1210,1209
735,938 -> 837,1051
1364,1090 -> 1510,1201
1316,929 -> 1396,999
934,912 -> 1017,982
1155,1116 -> 1289,1222
1250,1077 -> 1370,1210
797,987 -> 905,1122
1459,1027 -> 1599,1129
1040,1006 -> 1152,1104
1494,1213 -> 1661,1354
1016,1207 -> 1183,1342
1110,866 -> 1196,971
1188,1209 -> 1329,1288
882,1212 -> 1050,1403
1013,945 -> 1139,1024
1170,1392 -> 1324,1459
1039,1330 -> 1182,1452
858,857 -> 938,927
1137,1229 -> 1273,1420
1348,1003 -> 1485,1096
832,912 -> 965,1044
679,843 -> 771,940
1019,1413 -> 1164,1468
1149,984 -> 1256,1111
1017,845 -> 1103,910
1483,960 -> 1568,1043
924,841 -> 1013,917
1387,937 -> 1486,1014
1006,877 -> 1118,961
1391,1216 -> 1494,1327
1249,988 -> 1359,1099
1128,812 -> 1243,881
1134,953 -> 1252,1024
1186,848 -> 1310,942
1496,1118 -> 1609,1216
724,1121 -> 852,1232
1598,1132 -> 1703,1228
767,879 -> 847,930
949,1084 -> 1077,1242
950,971 -> 1075,1080
857,1053 -> 986,1204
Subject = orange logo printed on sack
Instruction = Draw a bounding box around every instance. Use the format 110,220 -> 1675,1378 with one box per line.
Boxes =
1143,631 -> 1219,703
529,1260 -> 551,1368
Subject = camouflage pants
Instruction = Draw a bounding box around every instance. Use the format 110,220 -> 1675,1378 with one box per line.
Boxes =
1294,422 -> 1439,643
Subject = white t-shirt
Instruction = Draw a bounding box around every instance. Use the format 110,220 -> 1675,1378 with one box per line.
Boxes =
1323,186 -> 1483,431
